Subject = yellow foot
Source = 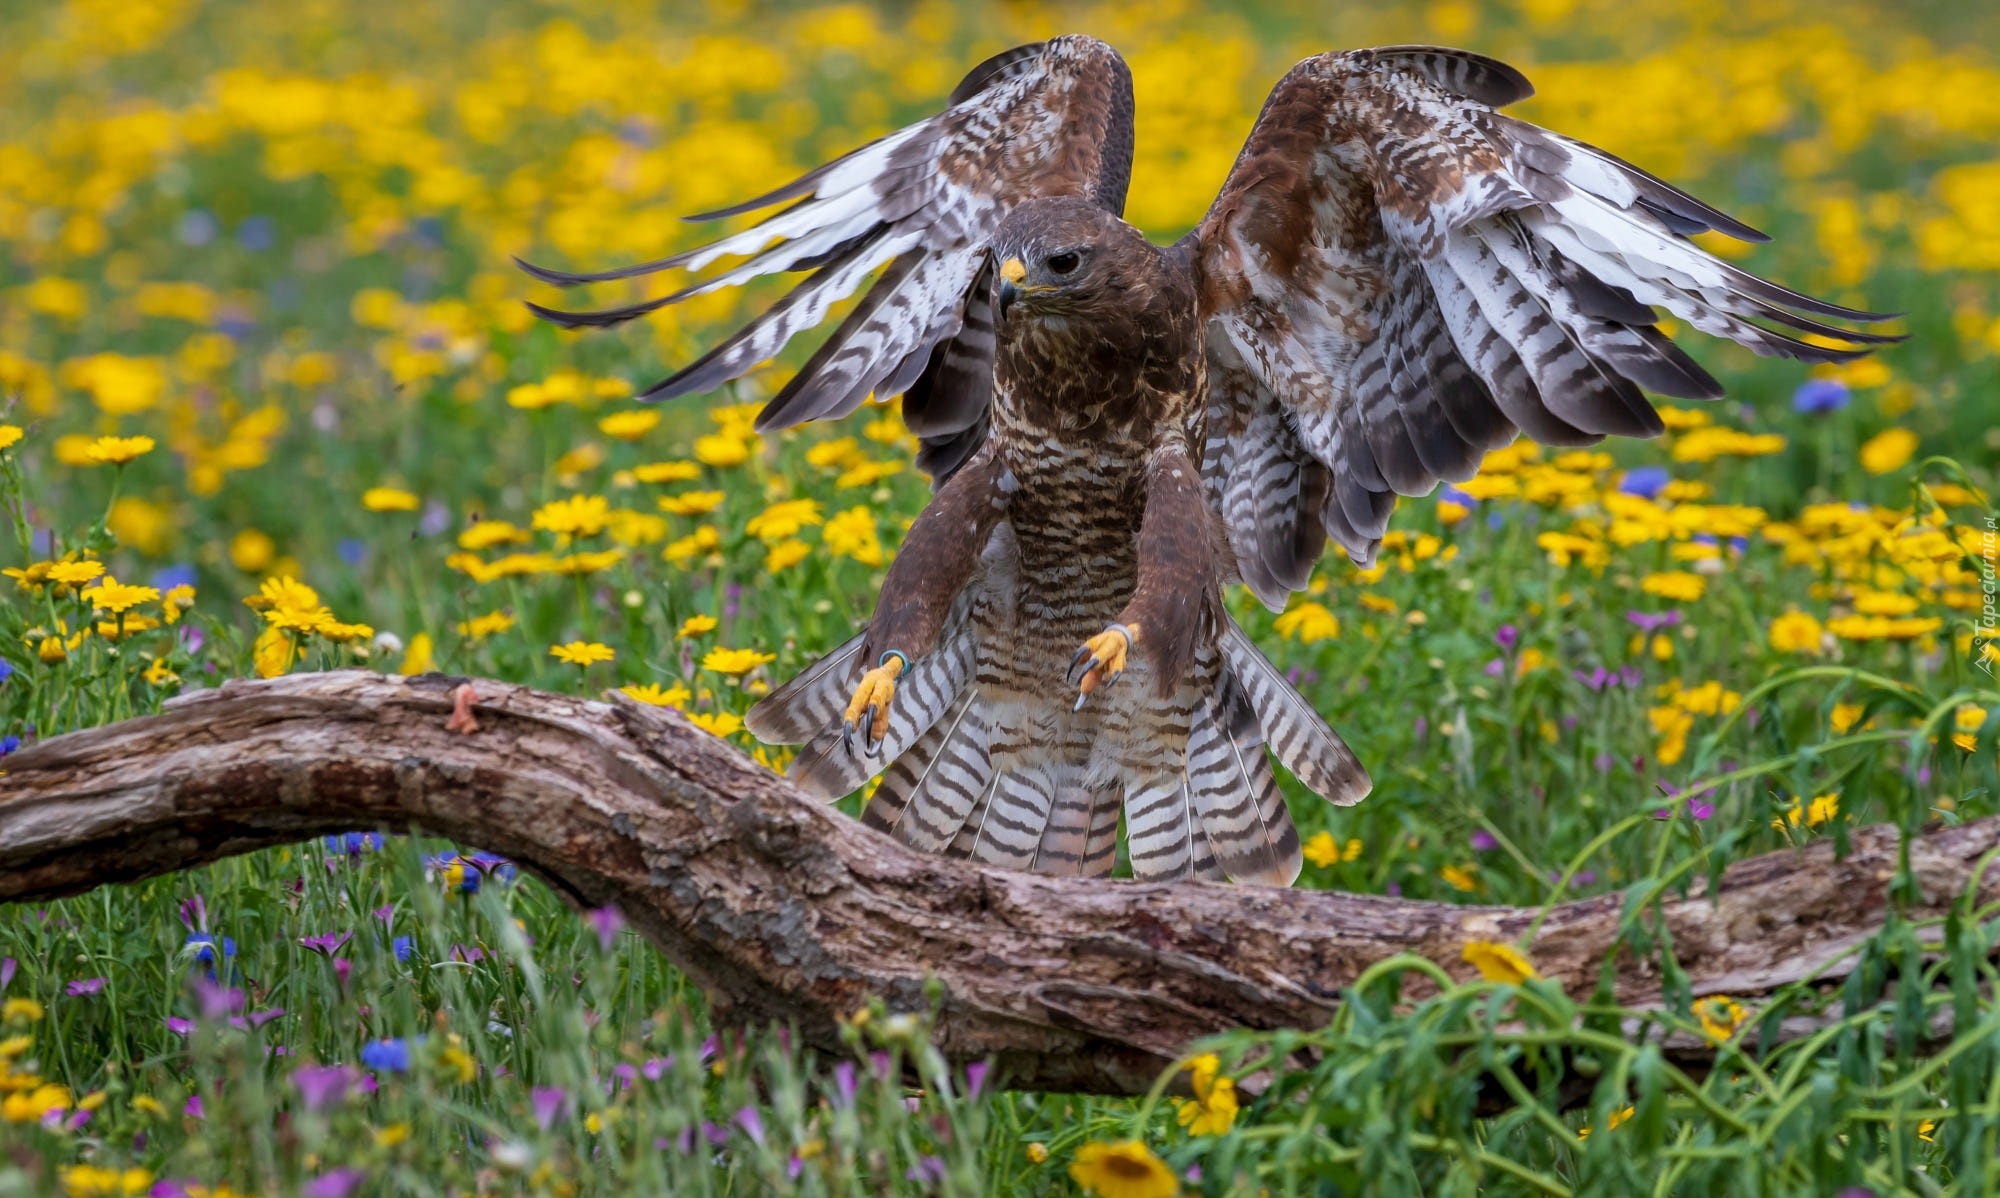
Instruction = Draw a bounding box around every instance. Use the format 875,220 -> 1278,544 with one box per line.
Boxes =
842,658 -> 903,756
1068,623 -> 1138,709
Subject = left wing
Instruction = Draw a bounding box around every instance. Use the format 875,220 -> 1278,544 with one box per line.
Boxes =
1187,46 -> 1897,607
519,37 -> 1135,482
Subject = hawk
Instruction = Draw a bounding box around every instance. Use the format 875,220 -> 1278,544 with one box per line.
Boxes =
523,38 -> 1890,885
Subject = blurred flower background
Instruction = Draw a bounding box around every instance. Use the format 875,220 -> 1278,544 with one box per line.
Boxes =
1,0 -> 1998,1193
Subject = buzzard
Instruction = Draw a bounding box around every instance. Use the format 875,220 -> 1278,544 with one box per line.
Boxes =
523,38 -> 1890,885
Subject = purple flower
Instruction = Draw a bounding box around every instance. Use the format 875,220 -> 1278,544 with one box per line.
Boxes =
732,1104 -> 765,1145
166,1017 -> 195,1036
588,906 -> 625,953
1625,609 -> 1682,634
372,905 -> 395,927
298,932 -> 352,957
965,1060 -> 989,1102
532,1086 -> 568,1130
303,1169 -> 367,1198
1689,799 -> 1716,820
0,958 -> 16,991
179,895 -> 208,932
1574,666 -> 1613,692
643,1057 -> 672,1081
1494,625 -> 1519,652
1792,379 -> 1851,414
178,625 -> 205,654
66,977 -> 106,997
184,1094 -> 204,1120
293,1065 -> 357,1112
1470,830 -> 1497,852
1619,467 -> 1670,499
906,1156 -> 947,1185
360,1039 -> 411,1073
1483,658 -> 1505,677
833,1061 -> 858,1107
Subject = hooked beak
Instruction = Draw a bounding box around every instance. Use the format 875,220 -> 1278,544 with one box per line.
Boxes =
997,256 -> 1026,321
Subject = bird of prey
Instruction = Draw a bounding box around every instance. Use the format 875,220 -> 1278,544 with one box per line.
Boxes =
522,37 -> 1890,885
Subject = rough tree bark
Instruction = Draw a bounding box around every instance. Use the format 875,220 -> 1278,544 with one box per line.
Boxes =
3,670 -> 1993,1096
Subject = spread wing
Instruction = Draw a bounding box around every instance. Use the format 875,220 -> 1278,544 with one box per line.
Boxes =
519,36 -> 1134,482
1189,46 -> 1898,608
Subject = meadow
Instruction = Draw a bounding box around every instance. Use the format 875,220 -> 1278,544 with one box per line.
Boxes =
3,0 -> 2000,1193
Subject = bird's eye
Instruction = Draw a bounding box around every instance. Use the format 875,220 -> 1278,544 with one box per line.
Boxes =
1045,251 -> 1081,276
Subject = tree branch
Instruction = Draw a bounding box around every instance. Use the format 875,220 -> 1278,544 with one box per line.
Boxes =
3,671 -> 1993,1095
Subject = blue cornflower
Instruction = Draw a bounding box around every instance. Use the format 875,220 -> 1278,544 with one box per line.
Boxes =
237,215 -> 276,251
1619,467 -> 1671,499
185,932 -> 237,964
360,1038 -> 412,1072
0,736 -> 18,757
0,657 -> 13,685
1792,379 -> 1851,414
151,563 -> 198,591
392,936 -> 413,963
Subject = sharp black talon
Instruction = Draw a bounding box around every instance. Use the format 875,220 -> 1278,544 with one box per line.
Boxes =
842,719 -> 858,755
863,705 -> 888,757
1066,644 -> 1092,685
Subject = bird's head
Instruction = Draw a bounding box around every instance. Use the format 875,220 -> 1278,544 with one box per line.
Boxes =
991,197 -> 1157,327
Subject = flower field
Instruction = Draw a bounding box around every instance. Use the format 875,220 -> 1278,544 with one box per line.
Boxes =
4,0 -> 2000,1193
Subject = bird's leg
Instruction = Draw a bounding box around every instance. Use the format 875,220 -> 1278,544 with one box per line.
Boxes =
1070,444 -> 1217,707
842,654 -> 904,756
1068,623 -> 1137,708
842,444 -> 1011,755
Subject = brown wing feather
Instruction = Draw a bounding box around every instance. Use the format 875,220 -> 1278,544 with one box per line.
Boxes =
1191,45 -> 1895,583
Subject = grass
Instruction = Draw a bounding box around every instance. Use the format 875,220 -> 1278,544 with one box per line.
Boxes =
3,0 -> 2000,1193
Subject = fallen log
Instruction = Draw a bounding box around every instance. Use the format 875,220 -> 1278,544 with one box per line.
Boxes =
3,670 -> 1992,1096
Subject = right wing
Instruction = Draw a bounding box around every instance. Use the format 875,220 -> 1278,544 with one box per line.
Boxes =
519,37 -> 1135,482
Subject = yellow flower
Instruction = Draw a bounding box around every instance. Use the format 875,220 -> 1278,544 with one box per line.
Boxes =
1175,1054 -> 1238,1136
1068,1139 -> 1177,1198
766,538 -> 811,573
702,646 -> 775,675
533,494 -> 611,537
621,682 -> 691,707
1440,864 -> 1479,892
399,632 -> 434,675
806,437 -> 864,469
1954,705 -> 1987,752
2,1082 -> 69,1124
551,641 -> 615,666
375,1122 -> 411,1147
83,435 -> 156,465
1026,1143 -> 1049,1164
455,610 -> 516,640
693,432 -> 753,467
130,1095 -> 165,1118
458,521 -> 530,550
633,460 -> 702,484
745,498 -> 823,543
58,1164 -> 152,1196
836,459 -> 902,489
657,490 -> 725,517
1578,1106 -> 1633,1139
0,425 -> 21,451
823,506 -> 884,566
664,526 -> 722,565
81,577 -> 160,613
1641,571 -> 1706,602
1463,940 -> 1539,984
686,710 -> 745,738
2,998 -> 45,1023
1918,1118 -> 1937,1143
549,548 -> 626,575
253,626 -> 296,678
1695,995 -> 1747,1040
598,410 -> 660,440
362,487 -> 421,512
47,560 -> 106,586
143,659 -> 180,687
1274,600 -> 1340,643
1831,703 -> 1867,735
1302,830 -> 1341,869
1768,610 -> 1824,654
677,614 -> 718,638
230,528 -> 276,573
252,575 -> 321,614
1859,427 -> 1919,475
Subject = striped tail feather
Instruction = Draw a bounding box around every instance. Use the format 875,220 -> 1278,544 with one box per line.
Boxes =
862,690 -> 993,852
1217,620 -> 1371,807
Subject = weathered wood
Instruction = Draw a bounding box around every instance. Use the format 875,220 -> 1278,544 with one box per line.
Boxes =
3,670 -> 1992,1095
